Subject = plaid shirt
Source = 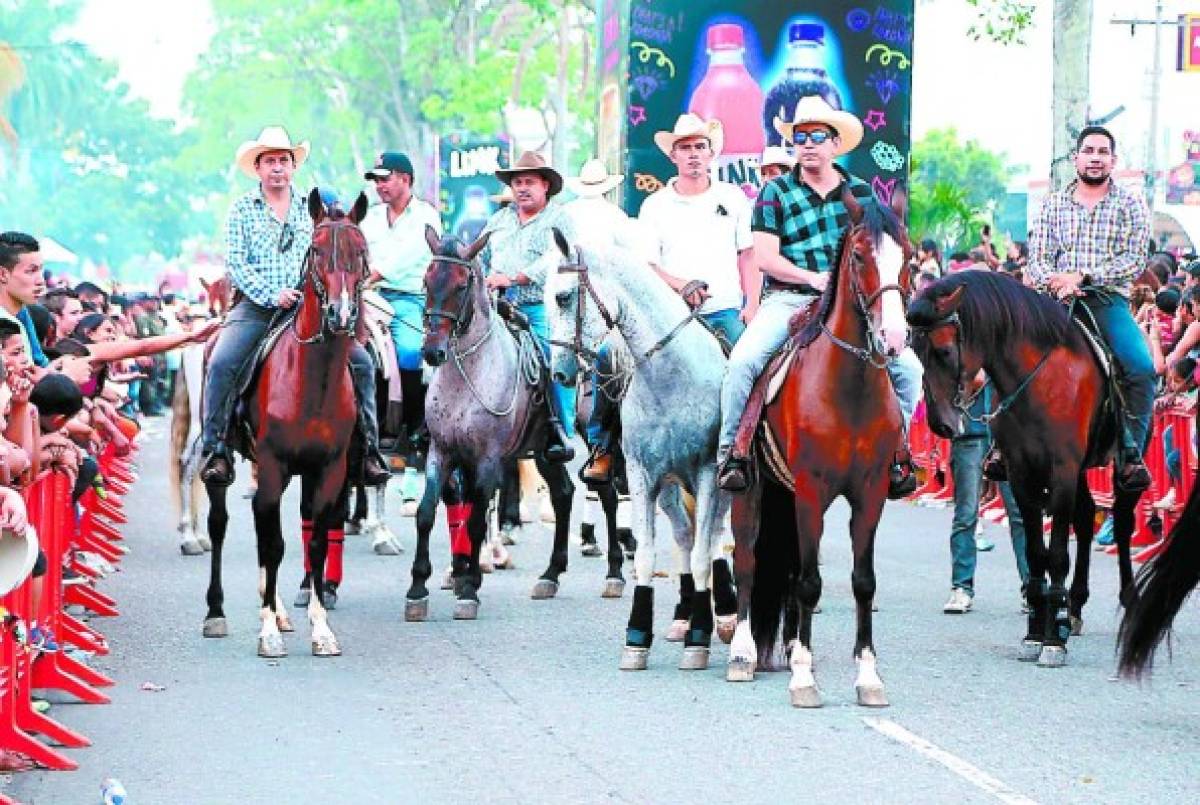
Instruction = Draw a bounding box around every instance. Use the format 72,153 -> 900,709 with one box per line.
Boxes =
479,202 -> 573,308
1026,180 -> 1149,295
752,166 -> 876,294
224,186 -> 314,308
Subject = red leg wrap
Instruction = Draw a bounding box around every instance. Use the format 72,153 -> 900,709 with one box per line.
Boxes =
447,503 -> 473,557
301,520 -> 313,574
326,530 -> 345,585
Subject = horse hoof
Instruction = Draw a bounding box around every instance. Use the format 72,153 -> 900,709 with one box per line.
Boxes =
619,646 -> 648,671
257,633 -> 286,658
312,635 -> 342,657
198,534 -> 213,552
715,615 -> 737,645
500,528 -> 517,546
400,499 -> 418,517
726,658 -> 755,682
1018,640 -> 1043,662
580,542 -> 603,558
679,646 -> 710,671
405,598 -> 429,622
180,538 -> 204,556
601,578 -> 626,599
453,599 -> 479,620
276,614 -> 294,633
323,587 -> 338,611
1069,616 -> 1083,636
1037,645 -> 1068,668
373,537 -> 402,556
531,579 -> 559,600
293,588 -> 311,608
856,685 -> 889,708
202,617 -> 228,639
789,685 -> 823,708
345,520 -> 362,536
664,619 -> 688,642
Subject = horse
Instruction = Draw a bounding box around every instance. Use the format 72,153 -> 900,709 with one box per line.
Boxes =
907,270 -> 1141,668
725,195 -> 910,707
201,189 -> 369,658
546,231 -> 732,671
405,227 -> 575,621
169,341 -> 210,556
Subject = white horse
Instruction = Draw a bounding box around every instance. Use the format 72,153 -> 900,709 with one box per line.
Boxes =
547,232 -> 731,671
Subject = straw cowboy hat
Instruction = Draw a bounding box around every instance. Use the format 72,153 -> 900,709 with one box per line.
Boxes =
654,113 -> 724,158
760,145 -> 795,171
235,126 -> 310,179
495,151 -> 563,197
773,96 -> 864,156
565,158 -> 624,197
0,526 -> 38,598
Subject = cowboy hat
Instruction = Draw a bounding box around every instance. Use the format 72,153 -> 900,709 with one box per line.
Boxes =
654,113 -> 724,158
495,151 -> 563,197
773,96 -> 864,156
565,158 -> 624,197
0,526 -> 39,598
760,145 -> 795,171
235,126 -> 310,180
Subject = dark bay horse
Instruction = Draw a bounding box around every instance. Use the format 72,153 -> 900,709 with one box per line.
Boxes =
202,190 -> 368,658
405,227 -> 574,621
908,271 -> 1141,668
727,196 -> 910,707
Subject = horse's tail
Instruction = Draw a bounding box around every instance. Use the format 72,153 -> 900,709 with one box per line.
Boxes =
1117,482 -> 1200,679
750,478 -> 799,666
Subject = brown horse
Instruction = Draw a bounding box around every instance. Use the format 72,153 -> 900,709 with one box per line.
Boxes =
202,190 -> 368,658
727,195 -> 911,707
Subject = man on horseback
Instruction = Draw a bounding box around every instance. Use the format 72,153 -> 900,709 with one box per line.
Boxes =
200,126 -> 390,487
476,151 -> 575,462
716,97 -> 922,495
1023,125 -> 1154,492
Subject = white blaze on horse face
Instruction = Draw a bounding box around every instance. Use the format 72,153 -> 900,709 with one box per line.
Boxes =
339,288 -> 351,329
875,234 -> 908,356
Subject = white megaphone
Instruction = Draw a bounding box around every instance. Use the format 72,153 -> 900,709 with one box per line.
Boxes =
0,525 -> 39,598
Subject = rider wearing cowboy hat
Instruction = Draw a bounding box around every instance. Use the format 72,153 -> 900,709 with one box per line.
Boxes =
200,126 -> 390,486
759,146 -> 795,183
716,96 -> 923,495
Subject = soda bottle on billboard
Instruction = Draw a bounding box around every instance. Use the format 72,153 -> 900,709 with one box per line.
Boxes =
763,22 -> 844,146
688,22 -> 765,197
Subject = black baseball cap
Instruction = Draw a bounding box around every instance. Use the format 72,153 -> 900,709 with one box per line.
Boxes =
364,152 -> 414,180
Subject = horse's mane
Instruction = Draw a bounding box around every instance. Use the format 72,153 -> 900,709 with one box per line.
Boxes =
908,269 -> 1072,351
794,200 -> 906,347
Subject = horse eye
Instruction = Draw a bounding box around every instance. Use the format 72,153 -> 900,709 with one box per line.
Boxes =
555,290 -> 572,308
934,346 -> 954,363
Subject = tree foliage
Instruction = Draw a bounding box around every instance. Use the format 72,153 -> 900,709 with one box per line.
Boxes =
962,0 -> 1036,45
909,128 -> 1013,251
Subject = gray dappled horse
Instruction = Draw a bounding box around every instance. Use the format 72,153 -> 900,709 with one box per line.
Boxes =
547,231 -> 732,671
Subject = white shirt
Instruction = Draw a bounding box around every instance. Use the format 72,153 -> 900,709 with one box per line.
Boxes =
360,197 -> 443,294
562,196 -> 648,255
637,178 -> 752,314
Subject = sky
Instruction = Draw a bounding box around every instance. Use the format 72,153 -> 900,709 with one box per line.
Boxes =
70,0 -> 1199,184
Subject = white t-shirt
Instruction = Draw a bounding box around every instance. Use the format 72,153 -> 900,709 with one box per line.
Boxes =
562,196 -> 649,256
637,178 -> 753,314
360,198 -> 443,294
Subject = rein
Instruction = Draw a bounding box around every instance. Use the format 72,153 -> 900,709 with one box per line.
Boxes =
820,225 -> 909,369
293,221 -> 368,345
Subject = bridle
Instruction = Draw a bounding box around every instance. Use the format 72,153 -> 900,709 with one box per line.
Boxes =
820,224 -> 911,369
422,253 -> 480,342
294,219 -> 367,344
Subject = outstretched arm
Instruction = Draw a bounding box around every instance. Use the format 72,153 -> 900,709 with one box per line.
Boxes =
83,320 -> 219,365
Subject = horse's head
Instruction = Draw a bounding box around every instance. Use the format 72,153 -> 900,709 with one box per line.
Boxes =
907,282 -> 971,437
842,187 -> 912,361
546,228 -> 618,387
305,189 -> 369,338
421,226 -> 489,366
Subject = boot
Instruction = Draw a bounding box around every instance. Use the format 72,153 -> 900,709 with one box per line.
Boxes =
886,447 -> 917,499
544,415 -> 575,463
200,444 -> 235,487
1117,450 -> 1151,493
982,446 -> 1008,482
581,445 -> 613,485
363,443 -> 392,487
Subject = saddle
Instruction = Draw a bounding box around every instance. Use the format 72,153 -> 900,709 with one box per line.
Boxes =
1068,301 -> 1122,468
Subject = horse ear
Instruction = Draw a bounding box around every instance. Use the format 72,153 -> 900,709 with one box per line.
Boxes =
349,192 -> 369,224
842,186 -> 863,224
552,227 -> 570,258
308,188 -> 325,224
934,285 -> 966,318
425,225 -> 441,255
463,231 -> 491,263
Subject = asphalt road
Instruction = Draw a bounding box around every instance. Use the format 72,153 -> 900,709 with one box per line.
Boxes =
6,424 -> 1199,804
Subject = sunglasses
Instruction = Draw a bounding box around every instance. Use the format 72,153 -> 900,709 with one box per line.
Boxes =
792,129 -> 834,146
278,222 -> 294,253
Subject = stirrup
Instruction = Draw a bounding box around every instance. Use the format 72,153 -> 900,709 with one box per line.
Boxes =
887,458 -> 917,500
581,449 -> 614,485
201,449 -> 235,487
717,454 -> 750,492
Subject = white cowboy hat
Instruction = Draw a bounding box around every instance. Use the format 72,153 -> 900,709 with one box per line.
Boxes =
565,158 -> 624,197
0,526 -> 39,598
495,151 -> 564,197
773,96 -> 864,156
235,126 -> 310,180
654,113 -> 724,158
760,145 -> 795,171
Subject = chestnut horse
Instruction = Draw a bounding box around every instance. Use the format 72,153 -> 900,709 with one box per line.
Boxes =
907,271 -> 1140,668
202,190 -> 368,658
727,196 -> 910,707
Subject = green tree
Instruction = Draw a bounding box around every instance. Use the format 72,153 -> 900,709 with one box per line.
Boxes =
909,128 -> 1013,251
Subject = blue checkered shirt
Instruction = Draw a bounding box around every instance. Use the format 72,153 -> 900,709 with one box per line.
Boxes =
1026,180 -> 1149,296
752,166 -> 876,294
479,203 -> 574,308
224,186 -> 314,308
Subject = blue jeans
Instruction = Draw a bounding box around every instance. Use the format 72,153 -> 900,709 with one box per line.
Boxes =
520,302 -> 576,437
701,307 -> 745,348
1079,293 -> 1155,454
950,436 -> 1031,594
380,290 -> 425,372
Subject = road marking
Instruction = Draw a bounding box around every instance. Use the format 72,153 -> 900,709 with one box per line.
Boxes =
862,717 -> 1039,805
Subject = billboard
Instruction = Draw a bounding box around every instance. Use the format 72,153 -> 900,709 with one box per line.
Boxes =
437,135 -> 511,243
603,1 -> 914,214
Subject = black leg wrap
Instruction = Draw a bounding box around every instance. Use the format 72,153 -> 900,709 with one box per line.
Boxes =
1048,585 -> 1071,644
673,573 -> 695,621
685,588 -> 714,647
626,585 -> 654,648
711,558 -> 736,616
